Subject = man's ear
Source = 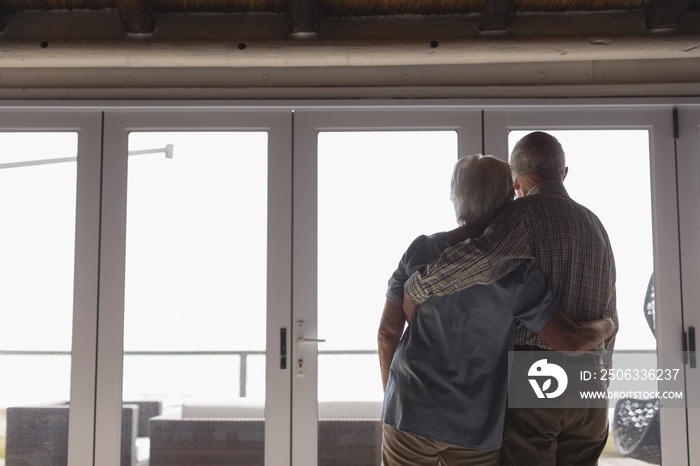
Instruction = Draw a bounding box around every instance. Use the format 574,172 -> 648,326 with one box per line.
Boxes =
513,177 -> 521,191
563,167 -> 569,180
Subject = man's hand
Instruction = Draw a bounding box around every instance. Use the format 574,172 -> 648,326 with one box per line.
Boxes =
538,308 -> 616,353
402,291 -> 418,322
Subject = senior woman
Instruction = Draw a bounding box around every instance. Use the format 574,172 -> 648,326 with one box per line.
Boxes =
378,154 -> 613,466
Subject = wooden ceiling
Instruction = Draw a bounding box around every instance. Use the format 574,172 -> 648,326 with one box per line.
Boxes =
1,0 -> 698,37
0,0 -> 699,99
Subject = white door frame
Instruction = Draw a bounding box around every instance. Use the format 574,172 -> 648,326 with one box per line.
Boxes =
674,107 -> 700,465
98,110 -> 293,466
0,110 -> 104,466
484,106 -> 686,465
291,108 -> 482,466
2,99 -> 699,466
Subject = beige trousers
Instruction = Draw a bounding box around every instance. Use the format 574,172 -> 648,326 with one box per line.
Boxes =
381,424 -> 500,466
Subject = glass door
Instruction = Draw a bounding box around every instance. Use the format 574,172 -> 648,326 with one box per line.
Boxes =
674,107 -> 700,465
0,112 -> 103,466
485,107 -> 686,466
98,111 -> 292,466
292,109 -> 482,466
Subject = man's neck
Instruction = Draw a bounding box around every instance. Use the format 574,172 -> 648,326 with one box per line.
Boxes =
517,175 -> 565,197
516,175 -> 541,197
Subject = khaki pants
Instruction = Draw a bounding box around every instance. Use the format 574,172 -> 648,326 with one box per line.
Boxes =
501,407 -> 609,466
381,424 -> 500,466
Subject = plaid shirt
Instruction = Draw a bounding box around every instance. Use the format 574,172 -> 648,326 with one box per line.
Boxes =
404,181 -> 617,353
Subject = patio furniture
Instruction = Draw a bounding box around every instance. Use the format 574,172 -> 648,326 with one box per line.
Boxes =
613,397 -> 660,464
5,401 -> 161,466
612,273 -> 661,465
643,273 -> 656,336
124,400 -> 162,440
148,400 -> 382,466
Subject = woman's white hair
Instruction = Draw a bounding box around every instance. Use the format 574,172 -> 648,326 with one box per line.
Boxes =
450,154 -> 515,226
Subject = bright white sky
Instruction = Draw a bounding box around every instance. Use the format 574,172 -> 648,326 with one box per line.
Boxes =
315,129 -> 655,399
317,129 -> 655,352
0,127 -> 659,405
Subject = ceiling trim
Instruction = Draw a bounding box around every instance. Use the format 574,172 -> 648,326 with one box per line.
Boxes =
1,9 -> 699,99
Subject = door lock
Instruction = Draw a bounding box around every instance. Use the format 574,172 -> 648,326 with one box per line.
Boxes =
690,327 -> 696,369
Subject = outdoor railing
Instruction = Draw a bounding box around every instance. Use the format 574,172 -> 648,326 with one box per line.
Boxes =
0,349 -> 655,398
0,349 -> 378,398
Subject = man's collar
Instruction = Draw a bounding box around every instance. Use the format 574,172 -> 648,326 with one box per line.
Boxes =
527,180 -> 568,196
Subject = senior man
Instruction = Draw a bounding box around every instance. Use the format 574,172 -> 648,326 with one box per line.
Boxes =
403,131 -> 617,466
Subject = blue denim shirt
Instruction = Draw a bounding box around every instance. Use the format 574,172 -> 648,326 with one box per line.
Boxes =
382,232 -> 557,450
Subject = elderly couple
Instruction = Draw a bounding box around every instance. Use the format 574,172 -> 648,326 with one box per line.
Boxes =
378,131 -> 617,466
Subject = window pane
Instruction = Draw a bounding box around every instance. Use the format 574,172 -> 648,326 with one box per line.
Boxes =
0,132 -> 77,466
508,129 -> 659,463
317,131 -> 458,465
122,132 -> 268,466
508,130 -> 655,351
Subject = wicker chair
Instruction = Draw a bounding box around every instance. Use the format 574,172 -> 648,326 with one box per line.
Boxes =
612,273 -> 661,465
5,401 -> 160,466
148,400 -> 382,466
613,397 -> 660,463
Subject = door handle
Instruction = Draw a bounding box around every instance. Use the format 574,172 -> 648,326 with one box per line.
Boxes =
296,320 -> 325,375
298,338 -> 326,344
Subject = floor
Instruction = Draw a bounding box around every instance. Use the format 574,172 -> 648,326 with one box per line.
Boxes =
0,438 -> 656,466
599,457 -> 655,466
0,457 -> 656,466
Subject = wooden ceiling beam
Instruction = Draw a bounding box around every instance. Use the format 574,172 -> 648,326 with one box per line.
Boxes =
646,0 -> 692,31
115,0 -> 156,34
479,0 -> 513,33
288,0 -> 321,35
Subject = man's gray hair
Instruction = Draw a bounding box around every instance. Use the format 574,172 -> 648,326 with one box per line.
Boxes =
510,131 -> 567,180
450,154 -> 515,226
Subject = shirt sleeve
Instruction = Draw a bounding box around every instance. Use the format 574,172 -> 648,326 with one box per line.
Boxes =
510,259 -> 558,334
603,266 -> 617,370
404,203 -> 534,305
385,235 -> 430,305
